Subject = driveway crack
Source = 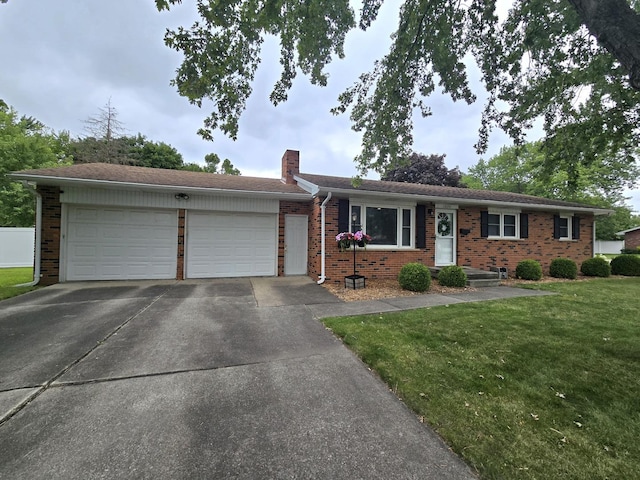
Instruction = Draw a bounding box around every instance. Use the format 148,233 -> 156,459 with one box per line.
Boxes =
0,283 -> 177,427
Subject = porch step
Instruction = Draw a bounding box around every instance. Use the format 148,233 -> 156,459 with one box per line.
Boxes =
429,266 -> 501,288
467,278 -> 501,288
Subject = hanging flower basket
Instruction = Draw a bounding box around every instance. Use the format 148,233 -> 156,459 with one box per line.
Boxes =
335,231 -> 372,252
336,231 -> 371,289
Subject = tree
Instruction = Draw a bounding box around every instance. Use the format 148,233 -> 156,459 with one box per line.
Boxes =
202,153 -> 241,175
381,152 -> 465,187
155,0 -> 640,181
463,141 -> 640,239
0,102 -> 71,226
71,133 -> 185,169
125,134 -> 185,169
73,99 -> 128,164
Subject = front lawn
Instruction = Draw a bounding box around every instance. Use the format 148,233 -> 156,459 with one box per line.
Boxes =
323,278 -> 640,480
0,267 -> 36,301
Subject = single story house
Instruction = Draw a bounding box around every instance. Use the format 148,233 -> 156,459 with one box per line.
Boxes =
616,226 -> 640,251
10,149 -> 610,286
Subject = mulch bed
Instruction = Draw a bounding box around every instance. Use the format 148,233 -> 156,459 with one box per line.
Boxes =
322,278 -> 476,302
322,274 -> 614,302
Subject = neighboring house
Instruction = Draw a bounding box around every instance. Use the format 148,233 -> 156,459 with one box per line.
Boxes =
616,226 -> 640,251
10,149 -> 610,286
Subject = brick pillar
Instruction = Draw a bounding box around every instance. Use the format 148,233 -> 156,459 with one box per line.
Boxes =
37,186 -> 62,285
281,149 -> 300,185
176,209 -> 186,280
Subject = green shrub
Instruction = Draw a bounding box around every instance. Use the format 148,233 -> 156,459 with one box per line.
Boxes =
398,263 -> 431,292
549,258 -> 577,279
515,259 -> 543,281
581,257 -> 611,277
610,254 -> 640,276
437,265 -> 468,287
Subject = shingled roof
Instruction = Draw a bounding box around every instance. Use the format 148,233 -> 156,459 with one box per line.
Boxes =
296,173 -> 610,213
10,162 -> 610,214
10,163 -> 308,196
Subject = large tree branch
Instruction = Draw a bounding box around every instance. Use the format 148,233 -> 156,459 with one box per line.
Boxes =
568,0 -> 640,89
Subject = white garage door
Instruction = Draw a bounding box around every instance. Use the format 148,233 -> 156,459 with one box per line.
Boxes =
66,206 -> 178,281
186,211 -> 277,278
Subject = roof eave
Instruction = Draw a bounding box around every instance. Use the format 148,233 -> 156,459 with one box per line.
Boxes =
311,186 -> 612,215
8,173 -> 313,201
615,226 -> 640,235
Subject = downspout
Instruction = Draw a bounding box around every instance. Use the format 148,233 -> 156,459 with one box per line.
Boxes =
316,192 -> 332,285
17,182 -> 42,286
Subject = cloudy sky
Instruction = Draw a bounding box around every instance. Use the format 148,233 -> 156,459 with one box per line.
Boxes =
1,1 -> 638,212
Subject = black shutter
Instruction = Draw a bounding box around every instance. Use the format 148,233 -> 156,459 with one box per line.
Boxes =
480,211 -> 489,238
416,204 -> 426,249
553,214 -> 561,239
572,216 -> 581,240
338,198 -> 349,233
520,213 -> 529,239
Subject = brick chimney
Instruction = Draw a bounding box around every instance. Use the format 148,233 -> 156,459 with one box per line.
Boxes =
281,149 -> 300,185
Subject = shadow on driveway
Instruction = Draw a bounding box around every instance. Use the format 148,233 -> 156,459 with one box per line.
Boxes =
0,278 -> 477,479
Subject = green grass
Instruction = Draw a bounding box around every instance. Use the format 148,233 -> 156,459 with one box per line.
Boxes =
0,267 -> 37,300
323,278 -> 640,480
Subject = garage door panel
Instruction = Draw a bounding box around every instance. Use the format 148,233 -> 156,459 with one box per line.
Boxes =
186,212 -> 276,279
66,206 -> 178,281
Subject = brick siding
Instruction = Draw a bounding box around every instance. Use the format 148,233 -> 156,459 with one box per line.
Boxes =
37,185 -> 62,285
625,229 -> 640,250
176,208 -> 186,280
457,207 -> 593,275
308,198 -> 595,284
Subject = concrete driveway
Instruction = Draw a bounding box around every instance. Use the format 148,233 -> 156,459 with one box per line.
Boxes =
0,277 -> 477,479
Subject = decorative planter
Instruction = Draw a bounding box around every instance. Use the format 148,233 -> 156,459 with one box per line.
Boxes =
345,274 -> 366,290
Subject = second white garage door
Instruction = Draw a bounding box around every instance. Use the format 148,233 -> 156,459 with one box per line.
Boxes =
186,211 -> 277,278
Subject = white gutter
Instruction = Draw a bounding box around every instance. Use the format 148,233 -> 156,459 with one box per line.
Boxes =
316,192 -> 332,285
16,183 -> 41,286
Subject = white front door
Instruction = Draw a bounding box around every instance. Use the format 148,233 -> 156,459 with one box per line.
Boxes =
284,215 -> 308,275
435,209 -> 456,266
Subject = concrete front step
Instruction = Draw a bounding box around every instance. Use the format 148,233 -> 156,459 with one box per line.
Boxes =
467,278 -> 502,288
429,266 -> 502,288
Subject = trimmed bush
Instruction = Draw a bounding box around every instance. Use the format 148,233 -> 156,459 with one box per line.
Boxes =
515,259 -> 543,281
621,247 -> 640,254
549,258 -> 577,279
437,265 -> 468,287
398,263 -> 431,292
581,257 -> 611,277
610,254 -> 640,276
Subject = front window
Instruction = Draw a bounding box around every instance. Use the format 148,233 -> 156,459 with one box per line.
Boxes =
351,205 -> 361,232
558,216 -> 570,239
350,203 -> 414,248
366,207 -> 397,245
488,211 -> 519,239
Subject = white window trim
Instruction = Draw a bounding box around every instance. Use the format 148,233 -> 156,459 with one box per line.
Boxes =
350,202 -> 415,249
488,210 -> 521,240
558,214 -> 572,241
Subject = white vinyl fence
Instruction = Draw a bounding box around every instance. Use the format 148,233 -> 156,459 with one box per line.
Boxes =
0,228 -> 35,268
594,240 -> 624,254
